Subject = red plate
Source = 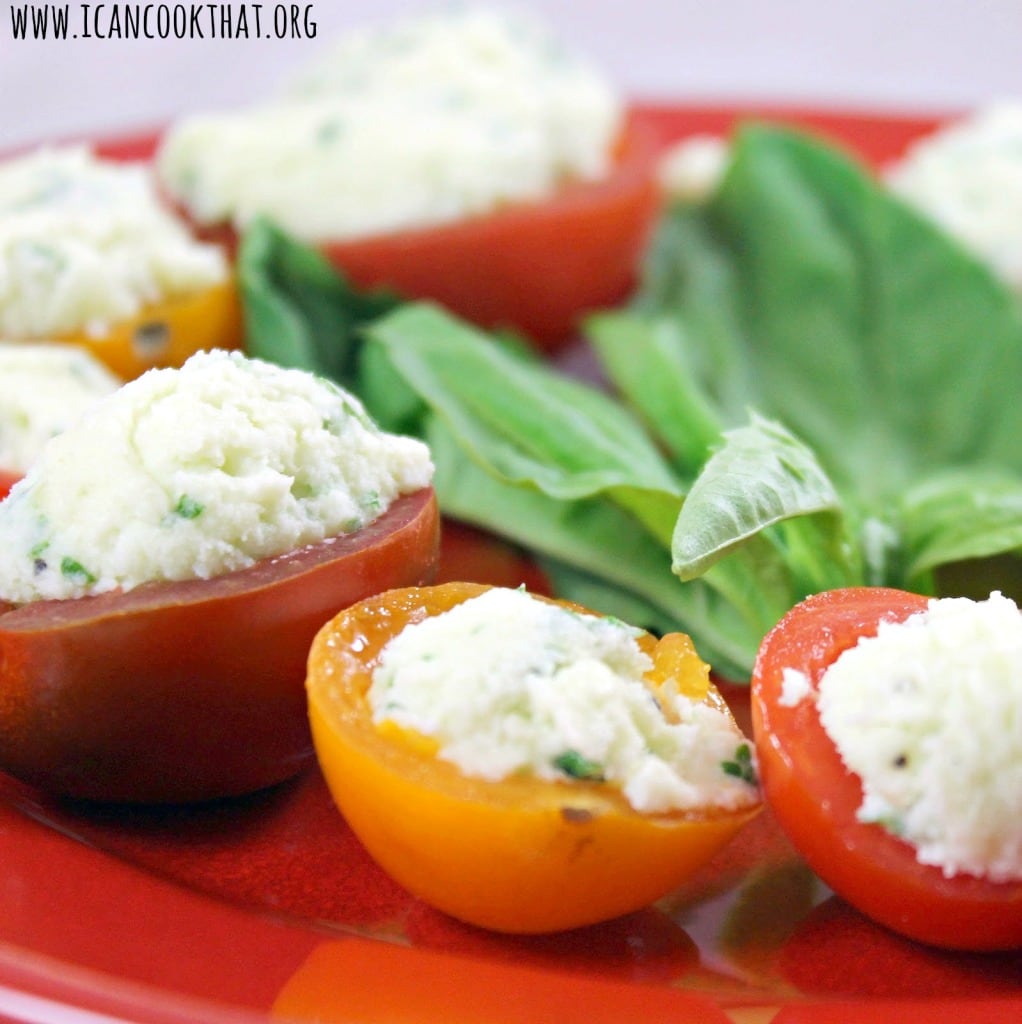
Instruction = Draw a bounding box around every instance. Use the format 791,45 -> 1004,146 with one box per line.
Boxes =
2,105 -> 1020,1024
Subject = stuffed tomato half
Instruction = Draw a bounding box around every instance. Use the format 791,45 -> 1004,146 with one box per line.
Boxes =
0,146 -> 242,379
0,350 -> 438,803
751,587 -> 1022,950
156,6 -> 660,349
306,581 -> 761,934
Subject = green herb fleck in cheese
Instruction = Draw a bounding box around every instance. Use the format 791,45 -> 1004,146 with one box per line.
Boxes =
0,342 -> 121,473
0,349 -> 433,602
0,147 -> 228,338
157,6 -> 622,241
368,587 -> 759,814
813,591 -> 1022,882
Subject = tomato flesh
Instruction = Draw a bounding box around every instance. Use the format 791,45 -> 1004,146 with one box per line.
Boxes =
751,586 -> 1022,950
306,581 -> 761,934
0,488 -> 439,803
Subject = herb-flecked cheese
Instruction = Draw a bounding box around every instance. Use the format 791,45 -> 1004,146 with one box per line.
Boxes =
368,587 -> 759,814
0,349 -> 433,602
157,6 -> 622,241
0,147 -> 228,338
888,103 -> 1022,295
0,342 -> 120,473
812,592 -> 1022,882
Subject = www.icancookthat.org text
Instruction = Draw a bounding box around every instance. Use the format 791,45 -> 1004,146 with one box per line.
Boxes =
8,3 -> 318,40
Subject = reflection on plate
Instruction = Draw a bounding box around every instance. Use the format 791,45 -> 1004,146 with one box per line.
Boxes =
1,105 -> 1020,1024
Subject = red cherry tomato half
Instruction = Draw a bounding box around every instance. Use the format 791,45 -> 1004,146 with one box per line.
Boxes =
751,587 -> 1022,951
0,488 -> 439,803
185,115 -> 660,351
319,117 -> 660,349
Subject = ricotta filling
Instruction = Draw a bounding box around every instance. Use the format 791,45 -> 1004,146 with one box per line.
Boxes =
887,103 -> 1022,294
368,587 -> 759,814
157,5 -> 623,240
0,146 -> 228,338
0,342 -> 121,473
0,349 -> 433,602
812,591 -> 1022,882
658,133 -> 729,201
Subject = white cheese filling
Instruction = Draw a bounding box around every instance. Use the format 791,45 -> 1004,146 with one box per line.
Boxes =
0,342 -> 121,474
887,103 -> 1022,294
658,134 -> 729,201
0,147 -> 228,338
368,587 -> 758,814
0,349 -> 433,602
812,592 -> 1022,882
157,5 -> 623,241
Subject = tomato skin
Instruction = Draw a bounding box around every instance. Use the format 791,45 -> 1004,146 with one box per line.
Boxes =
751,587 -> 1022,951
0,488 -> 439,804
306,581 -> 761,934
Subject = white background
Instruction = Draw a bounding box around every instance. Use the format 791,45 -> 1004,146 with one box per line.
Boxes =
1,0 -> 1020,148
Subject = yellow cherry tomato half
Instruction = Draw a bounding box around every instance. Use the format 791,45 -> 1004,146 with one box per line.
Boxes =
48,278 -> 243,380
306,581 -> 762,934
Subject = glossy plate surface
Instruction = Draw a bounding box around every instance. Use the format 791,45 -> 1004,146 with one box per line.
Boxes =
1,105 -> 1021,1024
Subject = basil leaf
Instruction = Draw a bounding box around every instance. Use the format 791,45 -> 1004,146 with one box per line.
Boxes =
586,310 -> 723,478
651,125 -> 1022,499
368,304 -> 685,546
672,414 -> 844,578
900,469 -> 1022,583
237,216 -> 399,385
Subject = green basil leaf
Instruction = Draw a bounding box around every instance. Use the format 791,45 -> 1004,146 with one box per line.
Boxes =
641,126 -> 1022,499
237,216 -> 399,385
368,303 -> 685,546
585,310 -> 723,478
900,469 -> 1022,582
672,415 -> 844,577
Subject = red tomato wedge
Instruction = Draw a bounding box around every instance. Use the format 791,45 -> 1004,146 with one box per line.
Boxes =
751,587 -> 1022,951
0,488 -> 439,804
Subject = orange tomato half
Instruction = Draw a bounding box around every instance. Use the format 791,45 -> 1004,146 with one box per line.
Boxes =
47,278 -> 243,380
306,581 -> 761,934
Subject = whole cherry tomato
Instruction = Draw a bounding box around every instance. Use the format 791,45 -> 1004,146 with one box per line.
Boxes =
751,587 -> 1022,950
306,581 -> 761,934
0,488 -> 438,803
